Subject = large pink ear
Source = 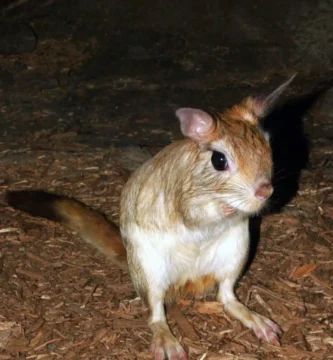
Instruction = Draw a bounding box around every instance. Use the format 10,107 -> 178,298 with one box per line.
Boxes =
175,108 -> 216,142
251,73 -> 296,118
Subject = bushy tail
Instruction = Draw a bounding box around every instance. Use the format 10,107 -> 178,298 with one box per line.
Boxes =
6,191 -> 128,270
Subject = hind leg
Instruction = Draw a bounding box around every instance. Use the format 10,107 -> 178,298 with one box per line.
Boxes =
148,292 -> 187,360
127,248 -> 187,360
217,277 -> 281,345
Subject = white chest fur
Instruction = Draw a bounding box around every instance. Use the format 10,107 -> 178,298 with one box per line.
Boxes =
123,216 -> 250,292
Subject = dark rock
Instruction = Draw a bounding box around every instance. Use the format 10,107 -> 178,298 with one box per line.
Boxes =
311,87 -> 333,118
0,67 -> 14,88
18,111 -> 31,121
308,87 -> 333,142
0,23 -> 37,55
127,46 -> 149,60
42,78 -> 59,90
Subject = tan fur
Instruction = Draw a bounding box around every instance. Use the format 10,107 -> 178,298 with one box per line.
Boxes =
219,102 -> 272,182
165,274 -> 218,304
120,102 -> 273,304
119,76 -> 295,357
54,199 -> 128,270
7,76 -> 294,359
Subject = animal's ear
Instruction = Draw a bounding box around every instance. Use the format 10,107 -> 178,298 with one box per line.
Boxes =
250,73 -> 296,118
176,108 -> 216,142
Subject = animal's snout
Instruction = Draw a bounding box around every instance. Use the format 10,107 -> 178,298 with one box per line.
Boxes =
255,182 -> 273,201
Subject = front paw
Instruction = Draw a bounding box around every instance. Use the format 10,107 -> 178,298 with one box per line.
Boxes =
151,334 -> 187,360
221,203 -> 237,216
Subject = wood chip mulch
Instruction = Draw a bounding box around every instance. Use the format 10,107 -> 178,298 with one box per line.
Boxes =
0,145 -> 332,359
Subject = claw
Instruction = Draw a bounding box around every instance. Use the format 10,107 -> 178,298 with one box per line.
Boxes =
222,204 -> 237,215
151,336 -> 188,360
251,312 -> 282,346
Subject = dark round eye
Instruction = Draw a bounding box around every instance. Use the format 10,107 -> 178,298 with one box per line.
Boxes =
211,151 -> 228,171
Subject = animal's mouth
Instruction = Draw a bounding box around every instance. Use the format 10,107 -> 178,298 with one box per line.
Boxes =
222,200 -> 267,216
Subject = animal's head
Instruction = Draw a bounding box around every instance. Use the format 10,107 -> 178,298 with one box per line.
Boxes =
176,75 -> 295,215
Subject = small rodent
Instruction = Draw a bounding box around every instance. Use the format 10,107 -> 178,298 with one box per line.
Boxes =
6,75 -> 295,360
